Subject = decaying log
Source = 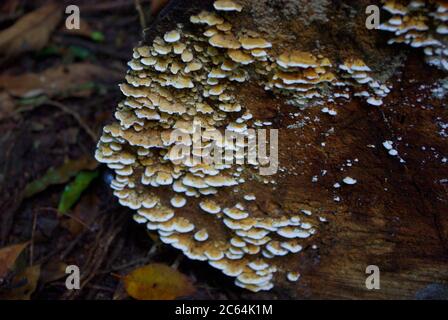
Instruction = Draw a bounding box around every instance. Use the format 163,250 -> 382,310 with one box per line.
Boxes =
96,0 -> 448,299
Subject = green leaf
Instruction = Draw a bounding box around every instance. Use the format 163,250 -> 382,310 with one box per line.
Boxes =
18,95 -> 48,106
68,45 -> 91,60
35,45 -> 61,58
90,31 -> 105,43
58,170 -> 99,214
24,157 -> 98,198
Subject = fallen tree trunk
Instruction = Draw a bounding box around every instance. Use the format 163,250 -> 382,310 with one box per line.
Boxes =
98,0 -> 448,299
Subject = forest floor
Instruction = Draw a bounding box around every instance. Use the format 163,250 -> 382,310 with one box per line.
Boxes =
1,0 -> 448,301
0,0 -> 252,300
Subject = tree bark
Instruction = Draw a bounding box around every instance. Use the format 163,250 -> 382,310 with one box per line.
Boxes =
138,0 -> 448,299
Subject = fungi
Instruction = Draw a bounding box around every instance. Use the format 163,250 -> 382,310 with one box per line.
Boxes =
379,0 -> 448,71
214,0 -> 243,12
95,0 -> 392,293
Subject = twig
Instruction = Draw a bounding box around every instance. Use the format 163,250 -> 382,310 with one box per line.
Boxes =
100,243 -> 159,274
62,214 -> 125,299
104,258 -> 148,273
36,207 -> 94,231
46,100 -> 98,142
29,211 -> 38,266
134,0 -> 147,30
59,231 -> 86,261
84,284 -> 116,293
171,254 -> 182,269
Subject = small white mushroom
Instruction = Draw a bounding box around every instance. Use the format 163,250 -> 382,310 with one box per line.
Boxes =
199,199 -> 221,214
286,271 -> 301,282
213,0 -> 243,12
194,229 -> 209,241
164,30 -> 181,43
343,176 -> 357,185
170,195 -> 187,208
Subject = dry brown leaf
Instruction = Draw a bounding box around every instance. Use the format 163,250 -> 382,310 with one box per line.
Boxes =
123,263 -> 195,300
0,3 -> 62,58
1,265 -> 41,300
0,62 -> 122,99
0,242 -> 28,279
40,260 -> 68,284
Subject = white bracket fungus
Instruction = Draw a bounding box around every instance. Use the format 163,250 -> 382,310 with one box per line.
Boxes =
94,0 -> 389,293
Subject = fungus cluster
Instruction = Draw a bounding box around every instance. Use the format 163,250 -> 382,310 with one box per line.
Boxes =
339,58 -> 391,106
379,0 -> 448,71
96,0 -> 393,292
265,51 -> 336,105
260,50 -> 390,108
96,0 -> 319,292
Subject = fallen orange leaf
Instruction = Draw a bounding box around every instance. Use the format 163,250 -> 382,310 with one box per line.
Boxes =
40,260 -> 68,285
123,263 -> 195,300
0,265 -> 41,300
0,242 -> 28,279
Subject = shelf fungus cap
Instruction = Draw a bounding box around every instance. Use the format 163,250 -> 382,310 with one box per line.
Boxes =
276,226 -> 308,239
191,11 -> 225,26
228,49 -> 254,64
219,103 -> 242,112
383,0 -> 408,15
223,207 -> 249,220
142,195 -> 159,209
239,36 -> 272,50
235,279 -> 274,292
209,33 -> 241,49
205,175 -> 238,187
138,206 -> 175,223
204,246 -> 225,260
237,227 -> 269,240
217,22 -> 232,32
199,199 -> 221,214
211,259 -> 245,277
367,96 -> 383,106
172,217 -> 195,233
213,0 -> 243,12
170,195 -> 187,208
277,50 -> 318,68
340,58 -> 372,72
286,271 -> 301,282
248,260 -> 270,271
281,240 -> 303,253
223,217 -> 256,231
194,229 -> 209,241
237,272 -> 273,286
164,30 -> 181,43
265,241 -> 289,256
183,174 -> 209,189
343,176 -> 357,185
